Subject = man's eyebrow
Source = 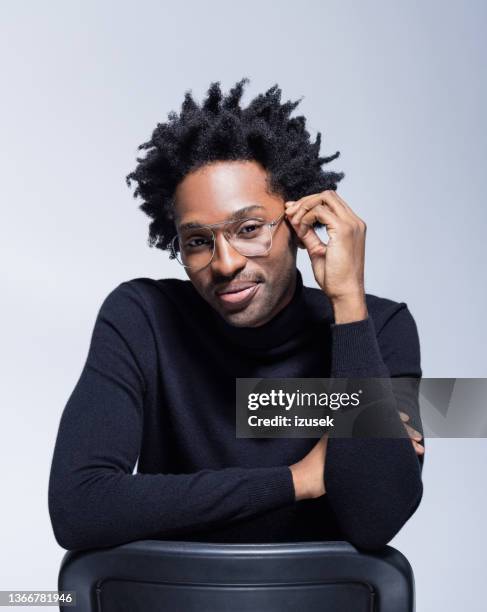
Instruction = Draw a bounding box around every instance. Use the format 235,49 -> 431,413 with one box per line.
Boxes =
178,205 -> 266,231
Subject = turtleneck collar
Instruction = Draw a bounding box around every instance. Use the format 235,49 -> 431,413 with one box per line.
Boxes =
196,268 -> 311,351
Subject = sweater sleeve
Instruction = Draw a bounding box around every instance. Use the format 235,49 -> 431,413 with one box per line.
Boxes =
324,302 -> 425,550
48,283 -> 295,551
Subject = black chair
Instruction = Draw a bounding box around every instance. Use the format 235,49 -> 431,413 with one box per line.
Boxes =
58,540 -> 415,611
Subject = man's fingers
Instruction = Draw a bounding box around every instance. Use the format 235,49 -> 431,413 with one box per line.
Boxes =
285,200 -> 333,255
412,440 -> 425,455
287,191 -> 355,223
318,190 -> 357,223
400,412 -> 423,440
404,423 -> 423,441
287,197 -> 339,230
295,223 -> 327,256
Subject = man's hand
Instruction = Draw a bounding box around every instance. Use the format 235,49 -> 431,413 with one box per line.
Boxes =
399,411 -> 425,456
289,433 -> 328,501
285,190 -> 368,323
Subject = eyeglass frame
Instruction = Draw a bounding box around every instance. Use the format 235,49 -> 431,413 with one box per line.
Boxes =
169,210 -> 286,270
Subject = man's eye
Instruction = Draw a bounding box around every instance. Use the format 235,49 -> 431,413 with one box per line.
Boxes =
185,237 -> 213,249
238,223 -> 262,235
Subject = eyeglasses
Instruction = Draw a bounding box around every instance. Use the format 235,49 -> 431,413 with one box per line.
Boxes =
170,211 -> 286,271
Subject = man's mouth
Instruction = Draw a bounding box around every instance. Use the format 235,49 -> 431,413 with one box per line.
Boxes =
215,282 -> 261,306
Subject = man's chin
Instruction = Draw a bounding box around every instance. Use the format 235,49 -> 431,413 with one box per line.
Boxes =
207,282 -> 266,326
210,294 -> 272,328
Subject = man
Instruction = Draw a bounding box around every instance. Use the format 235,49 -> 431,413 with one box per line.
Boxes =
48,78 -> 425,552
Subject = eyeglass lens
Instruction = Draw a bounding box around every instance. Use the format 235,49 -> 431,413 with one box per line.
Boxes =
174,218 -> 273,269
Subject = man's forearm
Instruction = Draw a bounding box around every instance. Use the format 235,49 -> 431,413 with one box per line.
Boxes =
323,302 -> 424,550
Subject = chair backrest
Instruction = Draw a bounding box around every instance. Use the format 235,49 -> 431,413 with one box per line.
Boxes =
58,540 -> 415,611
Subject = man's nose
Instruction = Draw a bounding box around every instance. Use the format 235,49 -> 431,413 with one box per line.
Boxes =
210,233 -> 247,277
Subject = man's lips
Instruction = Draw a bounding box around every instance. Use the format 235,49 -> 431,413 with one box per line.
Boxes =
215,282 -> 261,305
216,281 -> 260,295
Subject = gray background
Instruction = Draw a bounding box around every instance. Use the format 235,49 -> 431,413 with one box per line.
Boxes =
1,1 -> 485,609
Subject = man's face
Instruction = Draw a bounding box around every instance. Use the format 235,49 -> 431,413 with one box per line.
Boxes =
173,160 -> 299,327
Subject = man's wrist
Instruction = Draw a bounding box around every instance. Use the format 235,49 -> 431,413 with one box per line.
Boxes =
331,293 -> 368,324
289,463 -> 309,501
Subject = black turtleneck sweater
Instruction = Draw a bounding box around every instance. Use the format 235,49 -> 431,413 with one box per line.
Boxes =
48,268 -> 425,552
